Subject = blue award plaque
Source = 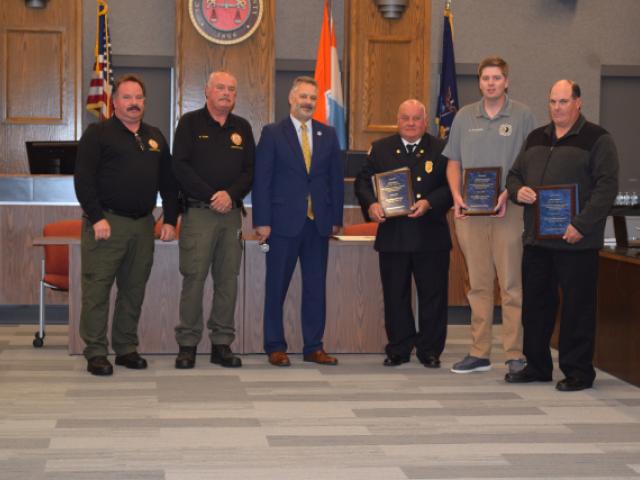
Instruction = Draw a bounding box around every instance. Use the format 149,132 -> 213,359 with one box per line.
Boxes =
535,184 -> 579,239
374,167 -> 413,217
463,167 -> 501,215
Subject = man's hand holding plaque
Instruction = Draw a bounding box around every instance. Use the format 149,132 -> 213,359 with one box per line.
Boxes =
534,184 -> 579,240
373,167 -> 414,218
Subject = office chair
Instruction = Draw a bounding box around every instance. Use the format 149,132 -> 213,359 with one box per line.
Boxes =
35,219 -> 82,347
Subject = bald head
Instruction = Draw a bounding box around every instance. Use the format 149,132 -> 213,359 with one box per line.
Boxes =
548,79 -> 582,131
397,99 -> 428,143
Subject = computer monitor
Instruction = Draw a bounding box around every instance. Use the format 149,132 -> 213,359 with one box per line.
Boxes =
26,141 -> 78,174
343,150 -> 369,178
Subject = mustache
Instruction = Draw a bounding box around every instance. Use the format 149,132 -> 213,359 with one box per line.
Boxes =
126,106 -> 141,112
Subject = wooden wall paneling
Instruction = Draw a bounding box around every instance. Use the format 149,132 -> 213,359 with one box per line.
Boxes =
594,254 -> 640,387
6,29 -> 64,121
242,240 -> 387,354
0,0 -> 82,173
0,205 -> 82,305
347,0 -> 431,151
447,212 -> 469,306
324,242 -> 387,353
175,0 -> 275,138
1,204 -> 481,309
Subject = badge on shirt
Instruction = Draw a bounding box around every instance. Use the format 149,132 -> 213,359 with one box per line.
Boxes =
148,138 -> 160,152
230,132 -> 243,150
499,124 -> 513,136
425,160 -> 433,174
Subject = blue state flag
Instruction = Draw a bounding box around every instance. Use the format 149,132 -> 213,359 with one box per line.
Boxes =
435,5 -> 459,139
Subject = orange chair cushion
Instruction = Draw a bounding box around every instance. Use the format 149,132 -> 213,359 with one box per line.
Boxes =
342,222 -> 378,236
43,273 -> 70,290
154,215 -> 182,239
42,219 -> 82,289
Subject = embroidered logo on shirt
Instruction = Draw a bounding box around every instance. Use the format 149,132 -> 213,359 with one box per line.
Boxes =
499,124 -> 513,136
231,133 -> 243,146
148,138 -> 160,152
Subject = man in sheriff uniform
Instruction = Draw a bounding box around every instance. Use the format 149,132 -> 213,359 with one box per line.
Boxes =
172,71 -> 254,369
75,74 -> 179,376
354,99 -> 453,368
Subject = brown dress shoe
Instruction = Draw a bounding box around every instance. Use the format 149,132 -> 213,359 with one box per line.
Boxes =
303,349 -> 338,365
268,351 -> 291,367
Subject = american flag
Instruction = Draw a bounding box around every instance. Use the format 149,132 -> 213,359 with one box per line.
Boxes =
86,0 -> 113,120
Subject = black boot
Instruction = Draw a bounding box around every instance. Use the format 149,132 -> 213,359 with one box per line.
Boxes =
175,346 -> 197,369
211,344 -> 242,368
87,355 -> 113,376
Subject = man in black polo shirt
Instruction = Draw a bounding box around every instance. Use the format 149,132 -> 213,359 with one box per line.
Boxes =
75,74 -> 179,376
172,71 -> 254,369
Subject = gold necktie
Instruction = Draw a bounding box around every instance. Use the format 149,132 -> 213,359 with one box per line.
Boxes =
300,123 -> 314,219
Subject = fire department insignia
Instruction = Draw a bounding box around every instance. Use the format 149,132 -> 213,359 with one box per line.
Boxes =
148,139 -> 159,150
230,132 -> 243,146
189,0 -> 264,45
425,160 -> 433,174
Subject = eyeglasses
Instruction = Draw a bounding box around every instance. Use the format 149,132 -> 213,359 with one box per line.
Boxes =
134,132 -> 145,152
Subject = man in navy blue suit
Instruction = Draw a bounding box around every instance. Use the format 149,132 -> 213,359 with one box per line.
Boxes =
252,76 -> 344,367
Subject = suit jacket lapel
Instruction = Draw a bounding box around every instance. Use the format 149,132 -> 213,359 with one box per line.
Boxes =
310,120 -> 322,174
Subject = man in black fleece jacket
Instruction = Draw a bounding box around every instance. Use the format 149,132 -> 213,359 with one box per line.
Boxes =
505,79 -> 618,391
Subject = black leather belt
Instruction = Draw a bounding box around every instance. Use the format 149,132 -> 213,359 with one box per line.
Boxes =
103,207 -> 150,220
185,198 -> 245,216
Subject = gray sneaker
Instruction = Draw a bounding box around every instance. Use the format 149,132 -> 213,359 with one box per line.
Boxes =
506,358 -> 527,374
451,355 -> 491,374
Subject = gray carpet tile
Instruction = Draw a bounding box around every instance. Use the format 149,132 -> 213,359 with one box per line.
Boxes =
2,324 -> 640,480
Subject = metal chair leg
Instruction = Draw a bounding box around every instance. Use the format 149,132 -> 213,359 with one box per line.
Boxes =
33,259 -> 45,348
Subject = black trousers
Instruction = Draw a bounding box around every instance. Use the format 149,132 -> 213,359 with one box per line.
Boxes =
379,250 -> 449,359
522,246 -> 599,383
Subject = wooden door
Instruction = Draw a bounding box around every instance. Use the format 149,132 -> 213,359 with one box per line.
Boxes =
0,0 -> 82,173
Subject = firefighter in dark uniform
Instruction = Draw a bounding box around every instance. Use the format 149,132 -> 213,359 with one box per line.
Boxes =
355,99 -> 453,368
172,71 -> 254,369
74,74 -> 179,376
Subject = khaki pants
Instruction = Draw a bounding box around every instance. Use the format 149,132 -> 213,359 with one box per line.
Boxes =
80,213 -> 155,359
176,207 -> 242,347
454,201 -> 524,360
